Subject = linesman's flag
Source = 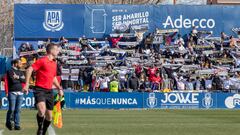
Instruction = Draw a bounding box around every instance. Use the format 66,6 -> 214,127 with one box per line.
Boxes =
53,97 -> 63,128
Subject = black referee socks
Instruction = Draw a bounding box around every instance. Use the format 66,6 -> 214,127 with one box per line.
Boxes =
36,114 -> 44,135
42,119 -> 51,135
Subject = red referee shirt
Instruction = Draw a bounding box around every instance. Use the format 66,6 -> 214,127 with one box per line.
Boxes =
32,56 -> 57,90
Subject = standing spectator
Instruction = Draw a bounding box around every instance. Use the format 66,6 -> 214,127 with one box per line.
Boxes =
5,59 -> 25,130
212,74 -> 222,91
190,26 -> 198,45
161,74 -> 172,91
174,34 -> 185,46
118,69 -> 128,92
195,76 -> 202,91
144,34 -> 153,49
109,76 -> 119,92
163,32 -> 177,46
147,65 -> 158,82
110,34 -> 123,48
185,78 -> 194,91
144,77 -> 152,92
134,64 -> 143,78
79,35 -> 88,48
205,76 -> 213,91
223,76 -> 232,92
127,73 -> 139,92
151,72 -> 162,92
187,36 -> 195,54
229,36 -> 236,48
59,36 -> 68,49
220,32 -> 229,44
83,59 -> 94,92
99,76 -> 110,92
139,72 -> 146,92
135,30 -> 145,52
176,76 -> 185,91
78,68 -> 84,91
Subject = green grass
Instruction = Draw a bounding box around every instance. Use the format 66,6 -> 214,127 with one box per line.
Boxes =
0,109 -> 240,135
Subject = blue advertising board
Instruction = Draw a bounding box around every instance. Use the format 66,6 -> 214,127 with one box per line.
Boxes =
14,4 -> 240,39
14,4 -> 85,38
1,92 -> 240,109
1,92 -> 35,109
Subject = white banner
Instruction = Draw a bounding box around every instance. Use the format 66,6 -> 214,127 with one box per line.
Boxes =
70,69 -> 79,81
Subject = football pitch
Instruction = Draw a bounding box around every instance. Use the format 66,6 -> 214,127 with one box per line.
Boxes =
0,109 -> 240,135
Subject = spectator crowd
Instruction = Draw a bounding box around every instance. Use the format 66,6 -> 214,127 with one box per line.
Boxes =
10,26 -> 240,93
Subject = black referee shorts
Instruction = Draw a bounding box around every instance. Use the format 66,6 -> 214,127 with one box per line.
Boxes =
33,86 -> 54,110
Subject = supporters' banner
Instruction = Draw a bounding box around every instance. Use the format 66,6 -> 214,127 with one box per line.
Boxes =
61,68 -> 70,81
70,69 -> 79,81
14,4 -> 240,39
1,92 -> 240,109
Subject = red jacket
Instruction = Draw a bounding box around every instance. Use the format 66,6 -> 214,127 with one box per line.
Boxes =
4,74 -> 8,94
151,76 -> 162,84
110,36 -> 122,47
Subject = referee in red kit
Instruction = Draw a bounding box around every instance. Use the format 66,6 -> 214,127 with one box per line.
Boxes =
23,43 -> 63,135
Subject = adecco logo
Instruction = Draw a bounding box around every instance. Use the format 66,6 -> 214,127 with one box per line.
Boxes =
162,15 -> 215,29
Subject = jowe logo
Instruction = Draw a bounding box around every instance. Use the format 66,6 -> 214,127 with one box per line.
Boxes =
161,93 -> 199,104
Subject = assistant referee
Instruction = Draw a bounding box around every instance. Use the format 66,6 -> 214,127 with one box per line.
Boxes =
23,43 -> 64,135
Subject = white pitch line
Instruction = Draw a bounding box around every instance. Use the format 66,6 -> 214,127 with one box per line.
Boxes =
48,125 -> 56,135
0,129 -> 4,135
